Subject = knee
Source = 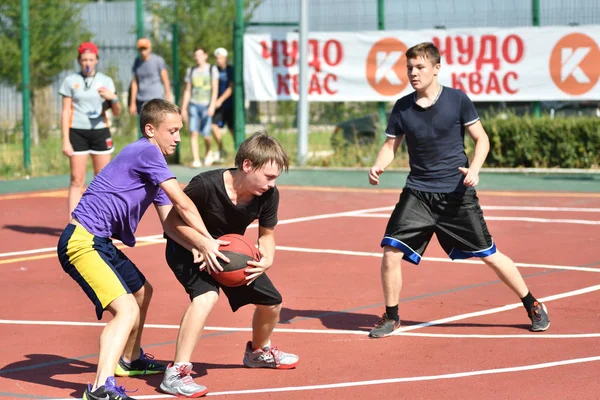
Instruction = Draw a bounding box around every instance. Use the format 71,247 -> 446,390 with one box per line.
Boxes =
69,174 -> 86,188
144,282 -> 154,298
135,281 -> 153,304
382,246 -> 404,268
482,251 -> 508,269
191,291 -> 219,309
190,131 -> 199,138
257,303 -> 281,316
111,295 -> 140,322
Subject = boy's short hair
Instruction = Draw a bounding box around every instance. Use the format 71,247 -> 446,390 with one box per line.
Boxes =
140,99 -> 181,134
235,131 -> 289,173
406,42 -> 441,66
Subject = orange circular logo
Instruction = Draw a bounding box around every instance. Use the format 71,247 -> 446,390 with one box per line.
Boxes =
366,38 -> 408,96
549,33 -> 600,95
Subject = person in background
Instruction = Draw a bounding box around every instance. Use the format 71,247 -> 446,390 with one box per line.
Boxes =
210,47 -> 234,163
129,38 -> 172,115
59,41 -> 120,219
181,47 -> 219,168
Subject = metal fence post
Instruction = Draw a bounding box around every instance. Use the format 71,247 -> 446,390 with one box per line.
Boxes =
532,0 -> 542,117
297,0 -> 309,165
172,22 -> 181,164
20,0 -> 31,173
233,0 -> 246,150
136,0 -> 144,40
377,0 -> 387,142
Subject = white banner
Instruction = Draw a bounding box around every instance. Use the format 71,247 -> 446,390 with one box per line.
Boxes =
243,26 -> 600,101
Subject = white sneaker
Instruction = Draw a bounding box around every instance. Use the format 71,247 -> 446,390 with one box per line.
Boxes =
191,160 -> 202,168
204,151 -> 214,167
242,341 -> 299,369
213,150 -> 221,161
159,362 -> 208,397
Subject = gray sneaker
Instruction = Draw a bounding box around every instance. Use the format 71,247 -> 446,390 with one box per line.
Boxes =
529,302 -> 550,332
368,313 -> 401,338
159,362 -> 208,398
243,341 -> 299,369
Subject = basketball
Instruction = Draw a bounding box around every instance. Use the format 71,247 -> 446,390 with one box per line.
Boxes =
213,234 -> 260,287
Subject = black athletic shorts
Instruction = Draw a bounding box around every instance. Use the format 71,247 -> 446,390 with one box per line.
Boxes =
70,127 -> 114,155
165,239 -> 282,312
212,106 -> 233,131
381,187 -> 496,265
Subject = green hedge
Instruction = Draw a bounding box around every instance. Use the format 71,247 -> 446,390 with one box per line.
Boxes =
482,115 -> 600,168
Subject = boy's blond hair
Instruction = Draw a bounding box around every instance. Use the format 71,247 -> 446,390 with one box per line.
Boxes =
235,131 -> 289,172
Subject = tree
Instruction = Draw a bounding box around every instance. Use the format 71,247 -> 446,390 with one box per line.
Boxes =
0,0 -> 90,141
149,0 -> 262,103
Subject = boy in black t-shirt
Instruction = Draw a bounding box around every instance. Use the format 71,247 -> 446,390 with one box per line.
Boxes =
159,131 -> 298,398
367,42 -> 550,339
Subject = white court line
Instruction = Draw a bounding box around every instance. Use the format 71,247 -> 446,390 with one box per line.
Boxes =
0,205 -> 394,259
275,246 -> 600,273
3,203 -> 599,258
11,284 -> 600,399
351,213 -> 600,225
1,320 -> 598,339
3,242 -> 597,274
3,283 -> 599,335
482,205 -> 600,212
356,205 -> 600,213
47,355 -> 600,399
394,332 -> 600,339
485,216 -> 600,225
0,234 -> 165,258
394,284 -> 600,333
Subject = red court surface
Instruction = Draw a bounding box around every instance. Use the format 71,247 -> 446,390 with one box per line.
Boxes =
1,186 -> 599,399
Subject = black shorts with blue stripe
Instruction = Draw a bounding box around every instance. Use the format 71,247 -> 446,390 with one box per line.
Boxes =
381,187 -> 496,265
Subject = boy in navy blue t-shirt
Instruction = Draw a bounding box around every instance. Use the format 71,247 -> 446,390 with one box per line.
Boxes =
367,42 -> 550,338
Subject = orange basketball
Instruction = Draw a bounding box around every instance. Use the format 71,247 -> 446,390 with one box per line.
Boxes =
213,234 -> 260,287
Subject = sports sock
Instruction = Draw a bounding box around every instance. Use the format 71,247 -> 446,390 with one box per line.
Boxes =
521,292 -> 537,310
385,305 -> 399,321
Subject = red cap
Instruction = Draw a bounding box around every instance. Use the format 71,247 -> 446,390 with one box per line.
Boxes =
78,42 -> 98,55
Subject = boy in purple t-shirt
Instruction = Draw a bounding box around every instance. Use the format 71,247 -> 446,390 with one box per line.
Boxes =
57,99 -> 228,400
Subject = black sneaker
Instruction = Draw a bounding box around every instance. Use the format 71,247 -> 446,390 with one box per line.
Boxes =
528,302 -> 550,332
114,348 -> 166,377
83,376 -> 136,400
368,313 -> 401,338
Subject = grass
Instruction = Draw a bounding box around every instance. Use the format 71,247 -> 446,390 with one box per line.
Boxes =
1,134 -> 138,180
1,125 -> 407,180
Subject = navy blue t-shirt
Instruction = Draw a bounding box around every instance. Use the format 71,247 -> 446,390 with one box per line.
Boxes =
386,86 -> 479,193
217,65 -> 234,109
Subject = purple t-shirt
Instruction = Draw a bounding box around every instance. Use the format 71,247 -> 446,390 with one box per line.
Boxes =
72,138 -> 174,247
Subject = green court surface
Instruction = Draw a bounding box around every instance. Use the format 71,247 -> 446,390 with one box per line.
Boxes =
1,166 -> 599,195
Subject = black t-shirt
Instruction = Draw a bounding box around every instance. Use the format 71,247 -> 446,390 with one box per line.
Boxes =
166,168 -> 279,250
385,86 -> 479,193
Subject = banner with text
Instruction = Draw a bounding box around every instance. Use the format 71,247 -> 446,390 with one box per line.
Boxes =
244,26 -> 600,101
